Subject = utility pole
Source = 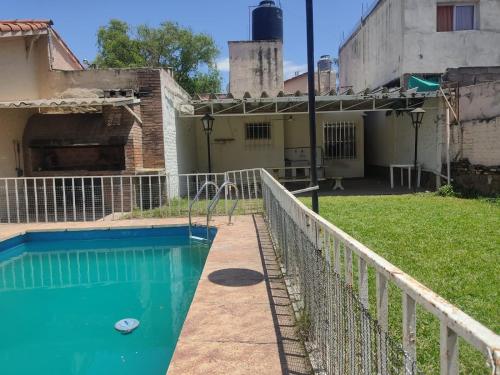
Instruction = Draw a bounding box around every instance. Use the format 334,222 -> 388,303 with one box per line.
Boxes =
306,0 -> 319,213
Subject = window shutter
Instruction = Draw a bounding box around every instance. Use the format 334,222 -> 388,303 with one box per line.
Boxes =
437,5 -> 454,32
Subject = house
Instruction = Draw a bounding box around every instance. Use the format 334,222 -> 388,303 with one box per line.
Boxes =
339,0 -> 500,92
338,0 -> 500,194
0,19 -> 190,179
284,55 -> 336,96
177,1 -> 440,186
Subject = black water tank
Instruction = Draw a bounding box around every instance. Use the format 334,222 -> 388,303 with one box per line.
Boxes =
252,1 -> 283,41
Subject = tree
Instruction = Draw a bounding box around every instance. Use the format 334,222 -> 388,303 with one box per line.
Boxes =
94,20 -> 221,95
94,20 -> 145,68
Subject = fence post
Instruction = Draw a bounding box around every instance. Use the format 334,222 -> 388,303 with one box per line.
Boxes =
34,179 -> 39,223
377,272 -> 389,373
440,322 -> 459,375
72,178 -> 76,221
24,179 -> 29,223
82,178 -> 86,222
345,245 -> 353,286
494,350 -> 500,375
62,178 -> 67,222
403,293 -> 417,372
5,180 -> 11,223
359,257 -> 371,374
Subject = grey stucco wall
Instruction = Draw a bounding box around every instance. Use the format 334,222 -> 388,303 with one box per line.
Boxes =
339,0 -> 500,91
339,0 -> 404,91
229,40 -> 284,98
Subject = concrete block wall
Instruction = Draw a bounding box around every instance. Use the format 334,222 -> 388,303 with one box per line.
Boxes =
160,69 -> 191,178
450,81 -> 500,166
444,67 -> 500,87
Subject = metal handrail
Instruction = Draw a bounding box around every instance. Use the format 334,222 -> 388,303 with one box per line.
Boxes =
207,181 -> 240,227
188,180 -> 219,239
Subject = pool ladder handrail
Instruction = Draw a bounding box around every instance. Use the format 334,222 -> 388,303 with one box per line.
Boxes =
188,181 -> 240,241
207,181 -> 239,226
188,181 -> 219,239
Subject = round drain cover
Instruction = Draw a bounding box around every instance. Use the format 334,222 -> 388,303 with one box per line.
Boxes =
115,318 -> 140,334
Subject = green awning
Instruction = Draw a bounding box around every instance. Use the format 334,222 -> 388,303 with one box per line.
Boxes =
408,76 -> 440,92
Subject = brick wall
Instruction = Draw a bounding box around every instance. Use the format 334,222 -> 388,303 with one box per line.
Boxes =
137,69 -> 166,170
102,105 -> 143,173
24,108 -> 143,176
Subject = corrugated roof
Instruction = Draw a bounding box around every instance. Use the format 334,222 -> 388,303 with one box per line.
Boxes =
0,19 -> 53,33
0,97 -> 140,109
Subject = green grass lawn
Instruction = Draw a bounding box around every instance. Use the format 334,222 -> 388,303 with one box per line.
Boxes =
122,198 -> 262,219
302,194 -> 499,374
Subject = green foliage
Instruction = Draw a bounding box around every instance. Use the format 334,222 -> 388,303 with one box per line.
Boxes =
94,20 -> 145,68
94,20 -> 221,95
436,183 -> 456,197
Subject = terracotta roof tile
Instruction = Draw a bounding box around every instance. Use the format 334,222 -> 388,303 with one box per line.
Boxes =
0,19 -> 53,33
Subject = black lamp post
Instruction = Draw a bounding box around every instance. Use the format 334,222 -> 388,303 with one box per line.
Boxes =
409,108 -> 425,191
306,0 -> 319,213
201,113 -> 215,173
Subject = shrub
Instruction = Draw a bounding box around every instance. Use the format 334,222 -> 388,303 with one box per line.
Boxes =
436,184 -> 456,197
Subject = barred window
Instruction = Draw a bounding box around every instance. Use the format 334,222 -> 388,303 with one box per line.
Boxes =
323,122 -> 357,159
246,122 -> 271,140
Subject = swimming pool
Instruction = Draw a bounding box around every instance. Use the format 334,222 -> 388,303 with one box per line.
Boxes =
0,226 -> 215,375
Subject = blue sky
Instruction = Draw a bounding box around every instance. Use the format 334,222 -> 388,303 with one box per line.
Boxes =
3,0 -> 373,87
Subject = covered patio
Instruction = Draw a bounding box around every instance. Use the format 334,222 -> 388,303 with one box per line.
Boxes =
178,89 -> 444,191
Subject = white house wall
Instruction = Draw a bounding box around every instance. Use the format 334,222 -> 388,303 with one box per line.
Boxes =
0,37 -> 47,101
0,109 -> 36,176
177,118 -> 198,174
195,115 -> 285,173
285,113 -> 365,178
365,103 -> 441,173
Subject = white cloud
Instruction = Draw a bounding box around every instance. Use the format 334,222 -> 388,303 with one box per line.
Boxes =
284,60 -> 307,79
216,57 -> 230,72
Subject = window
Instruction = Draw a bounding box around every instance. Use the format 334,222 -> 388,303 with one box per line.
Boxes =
323,122 -> 357,160
437,4 -> 476,32
245,122 -> 271,141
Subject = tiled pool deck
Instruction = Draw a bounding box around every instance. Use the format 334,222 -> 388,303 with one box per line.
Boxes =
0,215 -> 311,375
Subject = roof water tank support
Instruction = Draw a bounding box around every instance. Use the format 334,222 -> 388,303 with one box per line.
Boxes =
252,1 -> 283,41
318,55 -> 333,72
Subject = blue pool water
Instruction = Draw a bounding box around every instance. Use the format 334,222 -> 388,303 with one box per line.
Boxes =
0,226 -> 214,375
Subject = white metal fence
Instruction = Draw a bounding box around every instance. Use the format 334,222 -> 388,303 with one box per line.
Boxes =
261,169 -> 500,375
0,169 -> 262,223
1,168 -> 498,374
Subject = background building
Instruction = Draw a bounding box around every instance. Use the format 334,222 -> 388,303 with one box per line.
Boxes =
284,55 -> 336,95
0,20 -> 190,178
339,0 -> 500,92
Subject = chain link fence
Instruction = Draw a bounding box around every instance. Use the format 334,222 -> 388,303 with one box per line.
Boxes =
262,171 -> 419,375
261,169 -> 500,375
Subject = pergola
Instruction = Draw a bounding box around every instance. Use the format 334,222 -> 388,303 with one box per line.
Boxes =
180,89 -> 440,118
